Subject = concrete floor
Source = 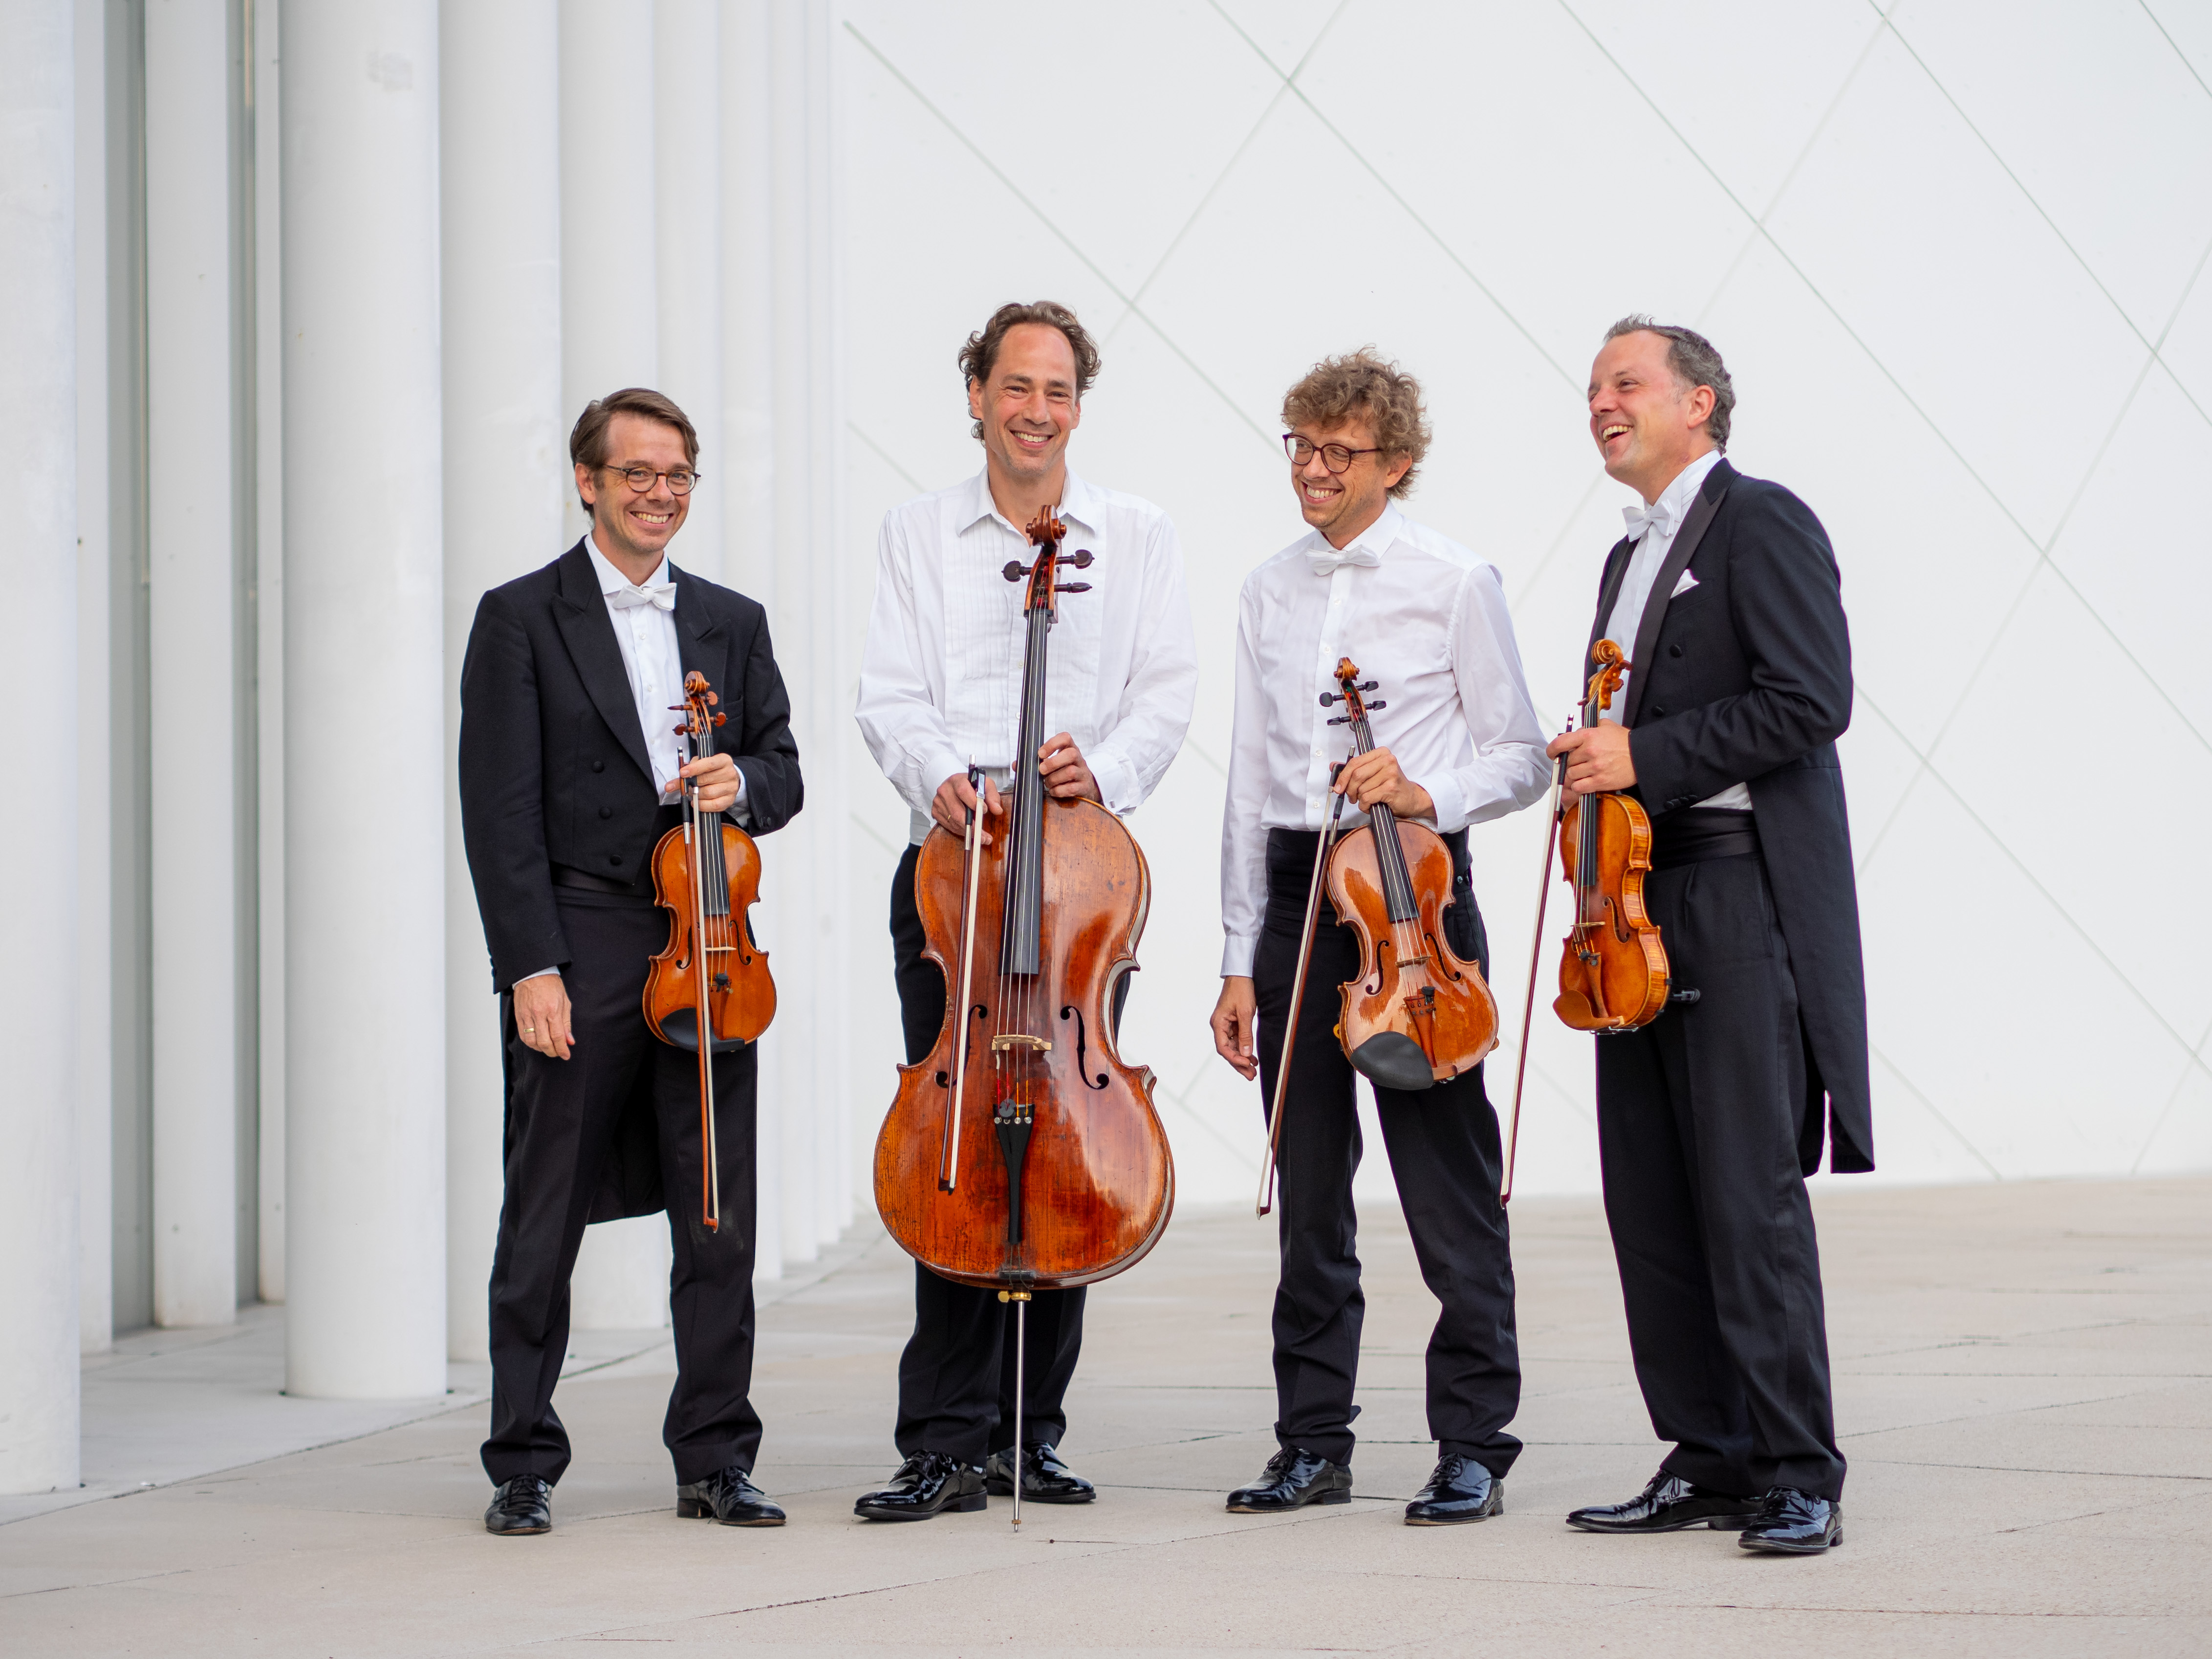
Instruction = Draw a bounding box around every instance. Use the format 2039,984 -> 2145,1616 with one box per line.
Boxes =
3,1178 -> 2206,1657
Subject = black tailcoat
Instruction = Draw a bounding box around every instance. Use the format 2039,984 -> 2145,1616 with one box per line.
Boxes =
459,539 -> 803,991
1589,458 -> 1872,1173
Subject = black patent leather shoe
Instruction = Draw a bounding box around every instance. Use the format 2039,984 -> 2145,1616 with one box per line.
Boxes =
676,1464 -> 786,1527
984,1442 -> 1095,1505
1404,1453 -> 1503,1525
1738,1486 -> 1842,1553
1566,1470 -> 1761,1533
484,1474 -> 552,1536
852,1452 -> 988,1522
1225,1447 -> 1352,1513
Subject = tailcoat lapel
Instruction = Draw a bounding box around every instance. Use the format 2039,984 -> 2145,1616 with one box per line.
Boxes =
672,564 -> 725,690
551,538 -> 655,785
1588,538 -> 1637,662
1620,459 -> 1733,728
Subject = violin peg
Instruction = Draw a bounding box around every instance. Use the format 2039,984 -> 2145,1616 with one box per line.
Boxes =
1061,548 -> 1094,568
1319,693 -> 1340,707
1053,582 -> 1091,593
1002,560 -> 1029,582
1359,681 -> 1378,692
712,712 -> 727,726
1367,700 -> 1387,711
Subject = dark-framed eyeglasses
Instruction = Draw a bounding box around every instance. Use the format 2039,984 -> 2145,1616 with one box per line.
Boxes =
1283,434 -> 1381,473
603,464 -> 700,495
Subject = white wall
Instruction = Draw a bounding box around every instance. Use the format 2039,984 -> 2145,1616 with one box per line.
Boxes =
835,0 -> 2212,1204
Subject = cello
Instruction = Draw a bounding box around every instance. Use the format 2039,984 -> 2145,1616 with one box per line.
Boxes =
1498,638 -> 1670,1201
872,507 -> 1174,1524
1257,658 -> 1499,1214
643,671 -> 777,1233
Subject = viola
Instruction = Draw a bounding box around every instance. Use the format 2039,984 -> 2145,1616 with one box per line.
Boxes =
643,671 -> 776,1232
871,507 -> 1174,1520
1256,659 -> 1499,1215
1498,639 -> 1670,1203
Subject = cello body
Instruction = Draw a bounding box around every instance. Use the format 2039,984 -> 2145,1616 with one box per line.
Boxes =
874,794 -> 1171,1290
1326,816 -> 1497,1085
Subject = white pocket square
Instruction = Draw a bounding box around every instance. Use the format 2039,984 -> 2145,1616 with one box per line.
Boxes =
1670,568 -> 1700,597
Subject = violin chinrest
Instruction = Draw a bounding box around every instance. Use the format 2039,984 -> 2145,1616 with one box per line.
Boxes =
1348,1031 -> 1437,1093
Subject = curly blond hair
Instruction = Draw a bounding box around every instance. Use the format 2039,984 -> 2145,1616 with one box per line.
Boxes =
1280,348 -> 1431,498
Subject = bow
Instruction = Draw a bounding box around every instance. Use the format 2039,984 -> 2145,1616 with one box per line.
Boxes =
1620,497 -> 1680,546
608,580 -> 677,612
1307,543 -> 1382,577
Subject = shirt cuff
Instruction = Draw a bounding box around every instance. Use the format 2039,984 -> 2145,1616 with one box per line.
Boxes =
1221,932 -> 1258,977
1415,770 -> 1467,833
1089,751 -> 1137,815
921,745 -> 970,815
519,966 -> 561,984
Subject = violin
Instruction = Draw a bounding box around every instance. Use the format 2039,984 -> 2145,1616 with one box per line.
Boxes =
871,508 -> 1173,1523
1256,658 -> 1498,1213
1498,639 -> 1670,1202
643,671 -> 776,1232
1554,640 -> 1670,1031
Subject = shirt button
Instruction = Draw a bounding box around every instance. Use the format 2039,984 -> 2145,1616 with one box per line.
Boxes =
607,854 -> 622,867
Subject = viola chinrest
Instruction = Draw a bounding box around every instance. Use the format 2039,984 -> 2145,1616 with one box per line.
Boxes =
1348,1030 -> 1438,1092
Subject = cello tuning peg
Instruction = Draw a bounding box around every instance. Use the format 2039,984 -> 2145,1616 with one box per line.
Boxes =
1053,582 -> 1091,593
1002,560 -> 1029,581
1059,548 -> 1094,568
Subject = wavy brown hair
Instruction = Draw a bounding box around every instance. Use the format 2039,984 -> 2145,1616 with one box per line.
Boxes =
1280,349 -> 1431,498
958,301 -> 1102,439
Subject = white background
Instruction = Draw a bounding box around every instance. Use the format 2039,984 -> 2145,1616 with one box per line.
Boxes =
818,0 -> 2212,1206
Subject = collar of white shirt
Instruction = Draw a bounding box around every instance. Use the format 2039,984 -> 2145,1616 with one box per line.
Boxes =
1300,500 -> 1405,572
584,536 -> 672,600
1623,449 -> 1724,545
955,467 -> 1101,538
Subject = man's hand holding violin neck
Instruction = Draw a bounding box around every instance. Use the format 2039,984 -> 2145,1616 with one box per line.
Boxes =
1334,745 -> 1432,819
1547,721 -> 1637,796
933,770 -> 1005,844
668,751 -> 743,814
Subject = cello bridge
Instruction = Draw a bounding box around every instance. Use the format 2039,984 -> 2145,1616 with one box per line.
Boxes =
990,1035 -> 1052,1052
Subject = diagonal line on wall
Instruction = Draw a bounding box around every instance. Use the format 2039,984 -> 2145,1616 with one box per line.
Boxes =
1208,0 -> 1583,395
2127,1057 -> 2199,1177
1876,7 -> 2212,430
1560,0 -> 2212,777
1854,683 -> 2212,1103
1869,1045 -> 2004,1180
2138,1 -> 2212,107
847,420 -> 926,494
843,21 -> 1278,452
1106,1 -> 1353,341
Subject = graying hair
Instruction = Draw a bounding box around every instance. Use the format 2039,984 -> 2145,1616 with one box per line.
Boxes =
1604,315 -> 1735,451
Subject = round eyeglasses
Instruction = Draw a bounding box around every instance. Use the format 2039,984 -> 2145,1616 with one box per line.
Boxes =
1283,434 -> 1382,474
604,464 -> 700,495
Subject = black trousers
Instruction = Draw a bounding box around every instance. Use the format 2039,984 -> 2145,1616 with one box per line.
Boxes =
1595,851 -> 1845,1500
1252,828 -> 1521,1474
887,843 -> 1094,1464
481,888 -> 762,1487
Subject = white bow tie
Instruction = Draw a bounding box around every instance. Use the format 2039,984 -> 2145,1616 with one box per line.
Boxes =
1309,543 -> 1382,576
607,580 -> 676,612
1622,499 -> 1680,546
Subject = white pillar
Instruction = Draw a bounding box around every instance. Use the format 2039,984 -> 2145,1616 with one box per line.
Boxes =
0,0 -> 83,1494
803,0 -> 853,1239
252,0 -> 286,1307
440,0 -> 564,1363
655,0 -> 723,579
280,0 -> 446,1399
144,0 -> 239,1332
720,0 -> 780,1282
74,0 -> 113,1354
560,0 -> 670,1327
768,0 -> 820,1265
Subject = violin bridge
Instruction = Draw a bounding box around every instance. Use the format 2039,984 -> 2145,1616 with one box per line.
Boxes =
989,1035 -> 1052,1052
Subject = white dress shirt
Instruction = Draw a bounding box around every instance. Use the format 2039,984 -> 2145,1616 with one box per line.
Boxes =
1218,502 -> 1550,977
521,540 -> 748,986
855,468 -> 1197,845
1598,449 -> 1748,809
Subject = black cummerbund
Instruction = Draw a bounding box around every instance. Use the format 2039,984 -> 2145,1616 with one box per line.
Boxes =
1650,806 -> 1759,869
552,865 -> 657,900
